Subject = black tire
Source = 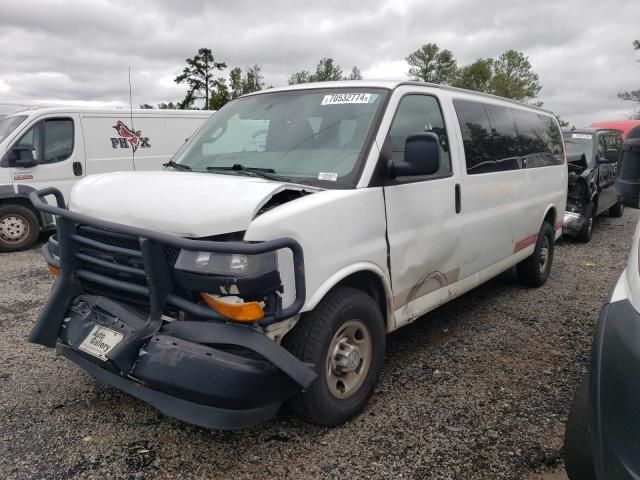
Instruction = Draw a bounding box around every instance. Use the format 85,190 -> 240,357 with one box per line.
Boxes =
576,202 -> 595,243
283,287 -> 385,426
516,222 -> 555,287
564,375 -> 596,480
0,204 -> 40,252
609,198 -> 624,218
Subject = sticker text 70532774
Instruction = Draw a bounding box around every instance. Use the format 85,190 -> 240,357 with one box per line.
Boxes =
321,93 -> 374,106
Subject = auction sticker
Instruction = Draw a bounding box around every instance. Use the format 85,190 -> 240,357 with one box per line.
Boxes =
78,326 -> 123,361
318,172 -> 338,181
572,134 -> 592,139
321,93 -> 374,105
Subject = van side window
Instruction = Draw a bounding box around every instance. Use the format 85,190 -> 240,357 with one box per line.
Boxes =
485,104 -> 522,171
453,99 -> 493,174
43,119 -> 74,164
511,110 -> 562,168
388,94 -> 451,178
14,118 -> 74,165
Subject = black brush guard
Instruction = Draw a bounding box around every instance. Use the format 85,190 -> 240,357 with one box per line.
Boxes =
27,187 -> 317,429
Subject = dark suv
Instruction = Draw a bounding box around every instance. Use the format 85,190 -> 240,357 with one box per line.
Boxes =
562,128 -> 624,242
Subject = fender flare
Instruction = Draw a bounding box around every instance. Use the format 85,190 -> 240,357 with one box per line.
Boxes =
303,262 -> 394,332
0,184 -> 53,228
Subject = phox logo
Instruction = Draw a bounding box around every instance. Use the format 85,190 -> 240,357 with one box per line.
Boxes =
110,121 -> 150,152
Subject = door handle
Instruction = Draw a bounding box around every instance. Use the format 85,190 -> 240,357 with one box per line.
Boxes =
455,183 -> 461,214
72,161 -> 83,176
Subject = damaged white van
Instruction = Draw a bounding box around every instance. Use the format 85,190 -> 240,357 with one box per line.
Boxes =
0,107 -> 213,251
28,81 -> 567,429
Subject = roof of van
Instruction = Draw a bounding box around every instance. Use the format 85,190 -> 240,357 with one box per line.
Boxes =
245,80 -> 554,115
5,107 -> 214,117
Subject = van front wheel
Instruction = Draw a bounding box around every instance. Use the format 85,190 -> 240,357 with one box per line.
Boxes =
0,204 -> 39,252
283,287 -> 385,426
516,222 -> 554,287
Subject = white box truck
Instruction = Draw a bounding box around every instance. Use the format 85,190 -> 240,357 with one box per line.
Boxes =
28,81 -> 567,429
0,107 -> 213,250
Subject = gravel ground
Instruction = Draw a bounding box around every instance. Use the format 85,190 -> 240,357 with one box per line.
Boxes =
1,209 -> 637,480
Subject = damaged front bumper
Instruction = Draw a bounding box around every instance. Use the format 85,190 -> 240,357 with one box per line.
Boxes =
563,210 -> 587,237
27,187 -> 317,429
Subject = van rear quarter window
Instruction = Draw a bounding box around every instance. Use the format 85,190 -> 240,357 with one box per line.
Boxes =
512,109 -> 563,168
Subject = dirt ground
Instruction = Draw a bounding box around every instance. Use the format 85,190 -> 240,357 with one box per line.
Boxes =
1,209 -> 636,479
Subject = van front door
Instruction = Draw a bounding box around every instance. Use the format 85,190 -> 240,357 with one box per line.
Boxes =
8,114 -> 84,202
382,92 -> 461,328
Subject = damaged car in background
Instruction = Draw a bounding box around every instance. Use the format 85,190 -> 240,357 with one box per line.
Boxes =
563,128 -> 624,242
27,81 -> 566,429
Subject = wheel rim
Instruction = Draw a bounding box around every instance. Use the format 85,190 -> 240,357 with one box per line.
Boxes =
587,216 -> 593,236
326,319 -> 372,400
0,214 -> 30,244
539,236 -> 550,274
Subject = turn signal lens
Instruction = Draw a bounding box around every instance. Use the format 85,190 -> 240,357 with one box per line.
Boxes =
200,293 -> 264,323
47,264 -> 60,276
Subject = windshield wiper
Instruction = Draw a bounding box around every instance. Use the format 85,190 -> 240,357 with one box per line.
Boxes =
163,160 -> 191,171
206,164 -> 281,181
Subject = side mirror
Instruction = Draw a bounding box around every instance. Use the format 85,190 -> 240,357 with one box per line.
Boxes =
11,145 -> 38,168
387,132 -> 441,178
603,149 -> 619,164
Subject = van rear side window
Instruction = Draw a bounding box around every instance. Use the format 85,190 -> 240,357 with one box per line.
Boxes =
454,99 -> 563,174
511,109 -> 563,168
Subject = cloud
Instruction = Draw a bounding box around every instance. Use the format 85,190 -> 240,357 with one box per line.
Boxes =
0,0 -> 638,126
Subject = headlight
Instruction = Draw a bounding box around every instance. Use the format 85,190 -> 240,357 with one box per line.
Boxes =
174,249 -> 278,277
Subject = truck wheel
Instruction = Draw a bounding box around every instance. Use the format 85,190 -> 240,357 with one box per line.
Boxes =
0,204 -> 40,252
564,375 -> 596,480
576,202 -> 595,243
516,222 -> 554,287
283,287 -> 385,426
609,198 -> 624,218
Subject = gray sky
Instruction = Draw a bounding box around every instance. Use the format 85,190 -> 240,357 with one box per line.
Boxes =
0,0 -> 638,126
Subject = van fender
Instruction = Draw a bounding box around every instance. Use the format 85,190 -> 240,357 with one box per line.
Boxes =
540,203 -> 561,237
0,184 -> 53,228
304,262 -> 394,332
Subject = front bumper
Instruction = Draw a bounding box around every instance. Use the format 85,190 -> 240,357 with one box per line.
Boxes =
591,296 -> 640,479
563,210 -> 586,237
27,187 -> 316,429
54,295 -> 315,429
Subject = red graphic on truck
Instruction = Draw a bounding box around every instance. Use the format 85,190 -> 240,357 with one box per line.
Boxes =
110,121 -> 150,153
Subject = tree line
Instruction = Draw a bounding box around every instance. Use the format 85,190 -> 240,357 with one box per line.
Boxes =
142,41 -> 640,122
141,43 -> 545,111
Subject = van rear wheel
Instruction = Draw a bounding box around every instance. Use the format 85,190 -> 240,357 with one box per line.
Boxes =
283,287 -> 385,426
0,204 -> 39,252
516,222 -> 554,287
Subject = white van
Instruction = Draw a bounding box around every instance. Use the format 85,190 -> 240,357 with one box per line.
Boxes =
28,81 -> 567,429
0,107 -> 213,251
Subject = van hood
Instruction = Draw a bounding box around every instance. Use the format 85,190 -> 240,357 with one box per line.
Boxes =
69,171 -> 320,237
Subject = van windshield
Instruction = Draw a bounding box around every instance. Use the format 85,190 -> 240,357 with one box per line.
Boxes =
0,115 -> 27,143
563,133 -> 594,166
172,88 -> 388,187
